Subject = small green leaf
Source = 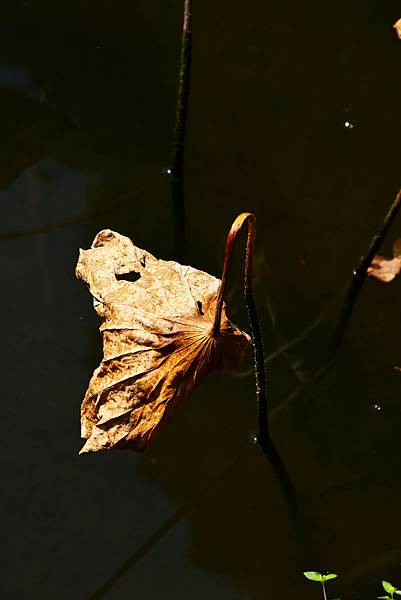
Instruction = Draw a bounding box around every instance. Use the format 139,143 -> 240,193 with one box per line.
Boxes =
322,573 -> 338,582
383,581 -> 396,594
377,596 -> 392,600
303,571 -> 323,582
395,591 -> 401,596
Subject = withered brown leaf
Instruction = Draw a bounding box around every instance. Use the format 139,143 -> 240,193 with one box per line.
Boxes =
394,19 -> 401,39
76,230 -> 251,453
367,256 -> 401,282
367,238 -> 401,283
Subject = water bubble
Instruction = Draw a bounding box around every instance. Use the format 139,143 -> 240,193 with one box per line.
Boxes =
373,403 -> 382,412
249,433 -> 259,445
344,121 -> 354,129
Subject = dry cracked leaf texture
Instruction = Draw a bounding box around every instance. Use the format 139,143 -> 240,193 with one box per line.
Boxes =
76,230 -> 251,454
367,239 -> 401,283
367,256 -> 401,283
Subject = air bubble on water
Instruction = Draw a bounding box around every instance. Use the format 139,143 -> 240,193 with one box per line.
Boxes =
373,403 -> 382,412
344,121 -> 354,129
249,433 -> 259,445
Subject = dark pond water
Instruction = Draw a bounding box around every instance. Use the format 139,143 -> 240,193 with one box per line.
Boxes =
2,1 -> 401,598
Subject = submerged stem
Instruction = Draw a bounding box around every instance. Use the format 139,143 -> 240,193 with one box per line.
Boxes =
170,0 -> 192,261
213,213 -> 270,445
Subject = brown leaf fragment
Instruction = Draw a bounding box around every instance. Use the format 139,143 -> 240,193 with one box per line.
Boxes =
394,19 -> 401,39
367,255 -> 401,283
392,237 -> 401,257
76,229 -> 251,454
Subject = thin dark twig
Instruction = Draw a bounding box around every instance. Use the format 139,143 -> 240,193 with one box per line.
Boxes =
89,443 -> 251,598
89,505 -> 188,599
331,186 -> 401,353
263,285 -> 345,365
169,0 -> 192,261
212,212 -> 270,447
270,359 -> 334,420
232,284 -> 346,379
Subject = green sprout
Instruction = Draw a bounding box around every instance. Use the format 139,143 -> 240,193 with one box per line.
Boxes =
378,580 -> 401,599
303,571 -> 338,600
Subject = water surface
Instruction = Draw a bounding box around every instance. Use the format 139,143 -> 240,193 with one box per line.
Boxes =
2,2 -> 401,599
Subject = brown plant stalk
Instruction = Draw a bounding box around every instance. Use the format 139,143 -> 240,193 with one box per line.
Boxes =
213,212 -> 270,446
331,186 -> 401,353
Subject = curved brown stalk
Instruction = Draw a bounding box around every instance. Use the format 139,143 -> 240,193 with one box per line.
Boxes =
213,212 -> 270,446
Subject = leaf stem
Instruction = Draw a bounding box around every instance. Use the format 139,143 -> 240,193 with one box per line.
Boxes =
170,0 -> 192,261
213,213 -> 270,445
322,582 -> 328,600
331,186 -> 401,353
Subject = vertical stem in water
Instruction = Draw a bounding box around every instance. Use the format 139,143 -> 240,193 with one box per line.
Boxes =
331,186 -> 401,354
213,217 -> 306,552
213,213 -> 270,446
321,582 -> 328,600
170,0 -> 192,261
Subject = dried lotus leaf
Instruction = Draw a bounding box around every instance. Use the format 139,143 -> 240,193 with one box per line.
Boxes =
76,229 -> 251,453
367,255 -> 401,283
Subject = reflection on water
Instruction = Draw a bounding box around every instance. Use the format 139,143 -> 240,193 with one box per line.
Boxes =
2,1 -> 401,599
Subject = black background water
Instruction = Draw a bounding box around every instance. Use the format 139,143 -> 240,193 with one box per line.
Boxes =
2,1 -> 401,598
